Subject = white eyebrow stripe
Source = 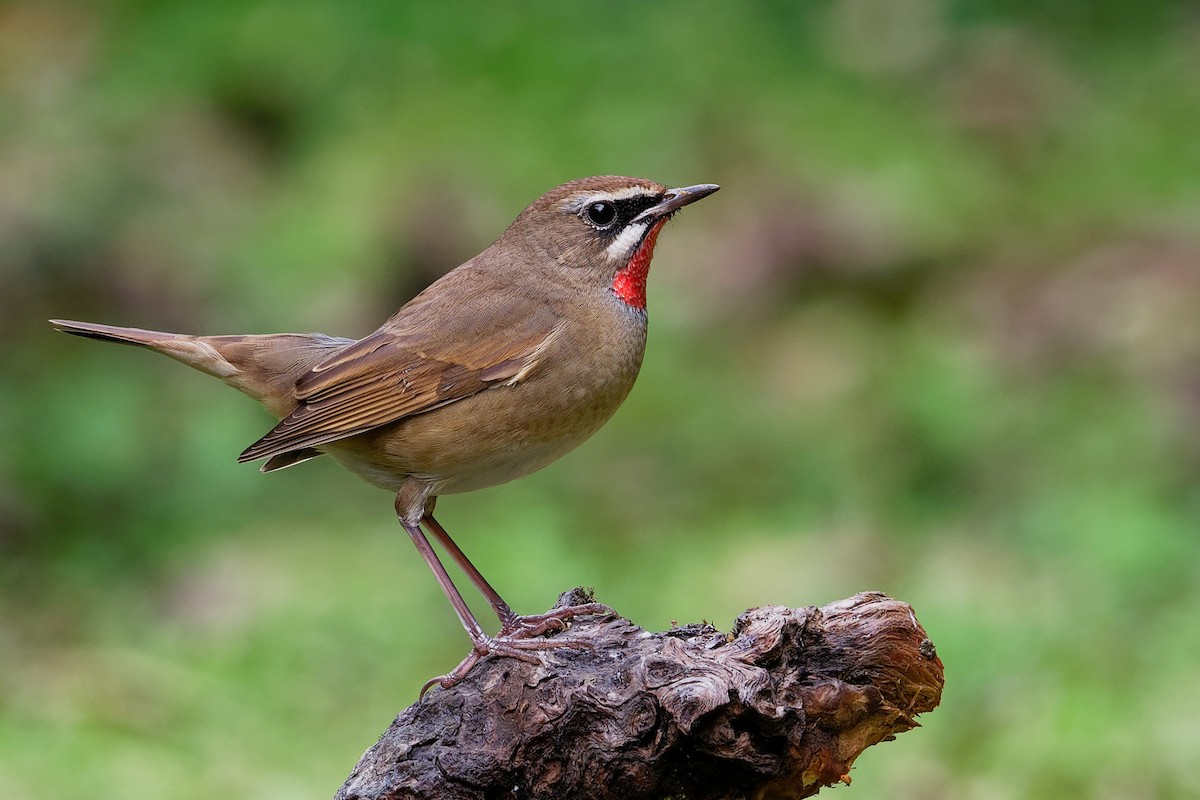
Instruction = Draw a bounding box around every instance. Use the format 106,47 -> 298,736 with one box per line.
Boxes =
605,221 -> 649,262
590,186 -> 659,202
562,186 -> 659,211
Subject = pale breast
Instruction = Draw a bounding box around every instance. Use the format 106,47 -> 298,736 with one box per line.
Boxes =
325,301 -> 648,494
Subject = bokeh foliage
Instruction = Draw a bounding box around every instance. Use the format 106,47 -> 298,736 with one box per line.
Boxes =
3,1 -> 1199,798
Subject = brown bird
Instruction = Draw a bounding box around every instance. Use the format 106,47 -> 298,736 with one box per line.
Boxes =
51,175 -> 719,691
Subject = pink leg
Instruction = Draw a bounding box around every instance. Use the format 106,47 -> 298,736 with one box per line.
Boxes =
406,510 -> 615,696
422,512 -> 613,637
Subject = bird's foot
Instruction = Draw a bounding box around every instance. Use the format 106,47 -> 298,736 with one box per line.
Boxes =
419,603 -> 614,698
498,601 -> 615,637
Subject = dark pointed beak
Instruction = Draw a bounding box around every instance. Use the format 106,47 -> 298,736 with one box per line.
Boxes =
632,183 -> 720,223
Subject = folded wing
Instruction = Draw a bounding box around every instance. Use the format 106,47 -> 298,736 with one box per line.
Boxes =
238,304 -> 561,464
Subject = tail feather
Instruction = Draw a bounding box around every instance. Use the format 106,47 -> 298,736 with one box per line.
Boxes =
50,319 -> 185,347
50,319 -> 239,379
51,318 -> 326,465
51,317 -> 354,432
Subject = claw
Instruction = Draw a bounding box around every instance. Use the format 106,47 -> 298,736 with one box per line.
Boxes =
506,615 -> 568,638
420,603 -> 612,698
498,602 -> 615,637
419,649 -> 482,699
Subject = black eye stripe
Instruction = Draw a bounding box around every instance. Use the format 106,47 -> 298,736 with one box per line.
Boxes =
577,192 -> 664,234
611,194 -> 662,219
580,194 -> 667,226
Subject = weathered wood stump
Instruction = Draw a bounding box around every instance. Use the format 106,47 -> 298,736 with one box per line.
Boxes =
336,589 -> 943,800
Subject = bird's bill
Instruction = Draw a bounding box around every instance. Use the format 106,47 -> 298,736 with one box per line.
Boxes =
631,183 -> 720,223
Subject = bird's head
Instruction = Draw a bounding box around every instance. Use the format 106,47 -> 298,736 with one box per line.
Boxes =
500,176 -> 719,311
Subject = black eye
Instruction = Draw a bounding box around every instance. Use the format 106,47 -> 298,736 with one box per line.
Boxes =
584,201 -> 617,228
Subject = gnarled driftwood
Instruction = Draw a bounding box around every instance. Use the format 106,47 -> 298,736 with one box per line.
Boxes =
337,589 -> 943,800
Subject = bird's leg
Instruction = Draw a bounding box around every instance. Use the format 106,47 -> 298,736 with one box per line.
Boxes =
418,511 -> 519,627
422,512 -> 614,637
397,517 -> 489,645
399,498 -> 607,696
397,516 -> 546,696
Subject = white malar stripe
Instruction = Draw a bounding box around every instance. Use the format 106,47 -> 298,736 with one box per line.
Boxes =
605,222 -> 649,262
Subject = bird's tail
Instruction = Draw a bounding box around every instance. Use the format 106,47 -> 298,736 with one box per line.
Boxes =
50,319 -> 240,380
50,319 -> 352,420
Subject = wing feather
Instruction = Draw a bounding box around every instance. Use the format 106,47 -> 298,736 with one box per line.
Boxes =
238,304 -> 561,464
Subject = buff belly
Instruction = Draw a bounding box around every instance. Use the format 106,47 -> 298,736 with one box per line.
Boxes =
322,320 -> 646,495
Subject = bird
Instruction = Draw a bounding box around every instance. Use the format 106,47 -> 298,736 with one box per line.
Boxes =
51,175 -> 719,692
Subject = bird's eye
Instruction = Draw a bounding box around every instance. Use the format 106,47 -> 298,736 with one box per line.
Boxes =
584,201 -> 617,228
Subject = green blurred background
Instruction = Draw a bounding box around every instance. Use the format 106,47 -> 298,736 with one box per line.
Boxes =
3,1 -> 1199,797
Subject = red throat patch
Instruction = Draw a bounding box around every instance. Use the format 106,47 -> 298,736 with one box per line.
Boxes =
611,219 -> 667,310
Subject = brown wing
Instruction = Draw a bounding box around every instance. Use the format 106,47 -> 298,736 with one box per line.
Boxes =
237,304 -> 561,464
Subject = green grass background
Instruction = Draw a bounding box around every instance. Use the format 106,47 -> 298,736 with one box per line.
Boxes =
3,1 -> 1199,797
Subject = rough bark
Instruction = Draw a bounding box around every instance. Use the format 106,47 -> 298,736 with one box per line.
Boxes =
336,589 -> 943,800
